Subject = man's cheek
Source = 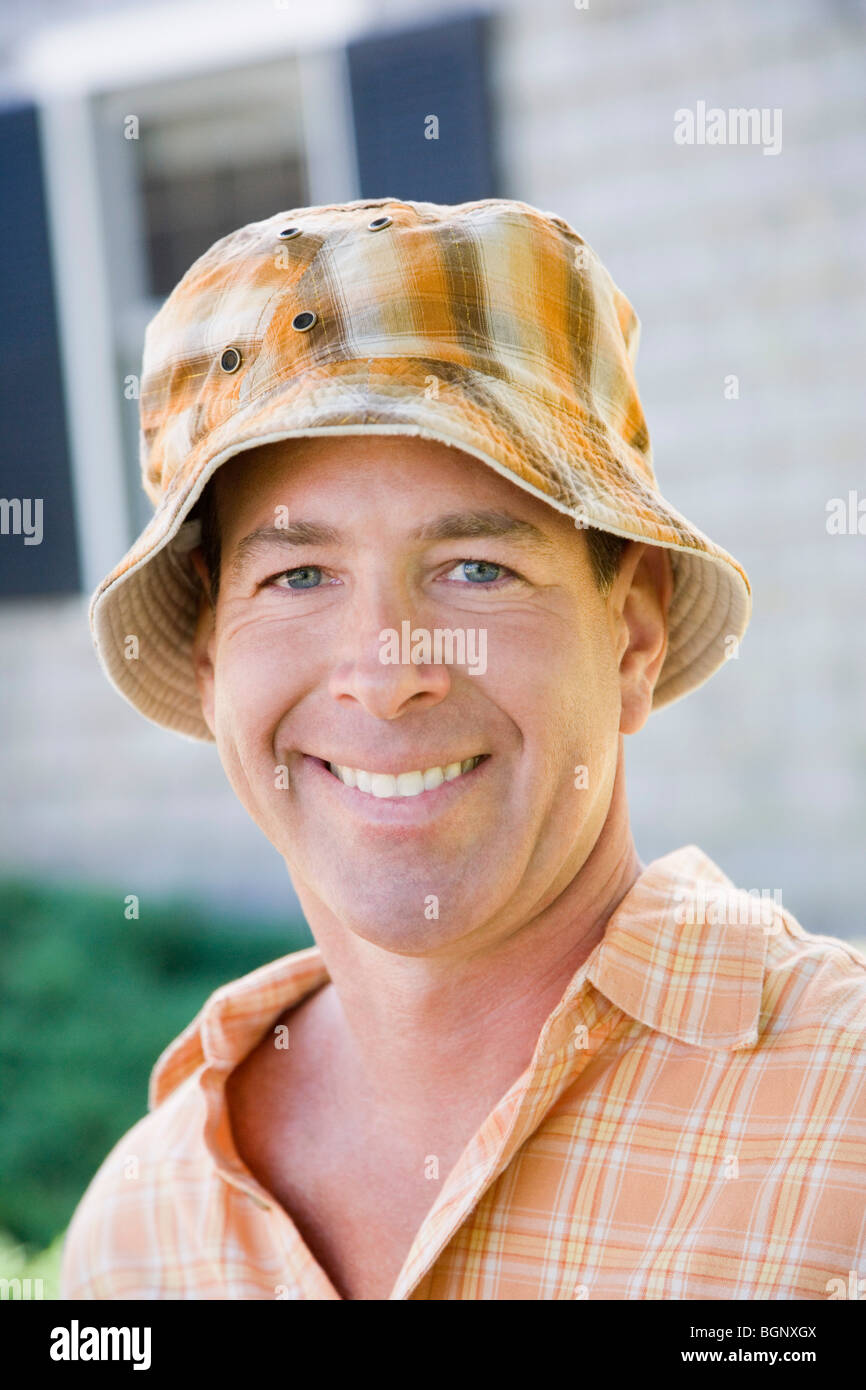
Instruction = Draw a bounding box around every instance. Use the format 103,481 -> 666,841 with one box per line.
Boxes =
210,685 -> 271,806
216,651 -> 282,734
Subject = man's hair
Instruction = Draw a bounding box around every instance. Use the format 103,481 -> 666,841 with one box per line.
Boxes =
191,475 -> 629,606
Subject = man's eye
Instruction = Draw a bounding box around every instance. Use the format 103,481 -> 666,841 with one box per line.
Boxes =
271,566 -> 325,590
443,560 -> 514,585
264,560 -> 515,591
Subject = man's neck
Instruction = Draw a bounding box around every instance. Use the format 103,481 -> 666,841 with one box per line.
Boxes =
290,770 -> 642,1153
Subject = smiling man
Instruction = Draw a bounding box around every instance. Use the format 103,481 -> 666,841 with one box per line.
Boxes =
62,197 -> 866,1301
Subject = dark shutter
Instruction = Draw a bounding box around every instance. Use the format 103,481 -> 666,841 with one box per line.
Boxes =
0,99 -> 80,596
347,11 -> 497,205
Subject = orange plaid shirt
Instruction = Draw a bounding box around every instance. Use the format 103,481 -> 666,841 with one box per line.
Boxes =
60,845 -> 866,1300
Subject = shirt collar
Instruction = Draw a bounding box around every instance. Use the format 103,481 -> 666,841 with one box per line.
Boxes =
149,843 -> 769,1114
585,844 -> 769,1050
148,944 -> 329,1109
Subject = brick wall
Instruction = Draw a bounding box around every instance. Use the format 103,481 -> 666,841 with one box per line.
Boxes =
0,597 -> 302,924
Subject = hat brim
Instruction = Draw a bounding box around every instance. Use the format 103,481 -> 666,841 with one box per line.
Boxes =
90,356 -> 751,741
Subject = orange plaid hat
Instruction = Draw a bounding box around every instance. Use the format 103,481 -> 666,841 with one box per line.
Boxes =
89,196 -> 751,740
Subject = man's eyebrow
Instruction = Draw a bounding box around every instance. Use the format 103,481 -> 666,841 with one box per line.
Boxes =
228,508 -> 555,578
228,521 -> 342,579
409,510 -> 555,550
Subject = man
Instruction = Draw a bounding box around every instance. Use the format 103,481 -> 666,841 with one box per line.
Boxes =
62,197 -> 865,1301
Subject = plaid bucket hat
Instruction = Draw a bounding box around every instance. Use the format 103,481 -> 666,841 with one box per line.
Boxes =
90,195 -> 751,741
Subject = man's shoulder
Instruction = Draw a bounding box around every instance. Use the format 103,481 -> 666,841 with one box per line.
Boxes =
59,944 -> 325,1298
701,848 -> 866,1044
59,1067 -> 209,1298
760,899 -> 866,1047
659,844 -> 866,1052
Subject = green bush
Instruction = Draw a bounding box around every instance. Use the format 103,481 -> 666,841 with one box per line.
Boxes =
0,1226 -> 64,1300
0,879 -> 311,1249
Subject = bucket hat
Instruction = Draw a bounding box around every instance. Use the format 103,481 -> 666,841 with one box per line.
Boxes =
89,195 -> 751,741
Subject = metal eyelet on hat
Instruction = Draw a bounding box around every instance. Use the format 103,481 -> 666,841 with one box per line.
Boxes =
291,310 -> 317,332
220,347 -> 242,373
367,215 -> 393,230
278,226 -> 301,239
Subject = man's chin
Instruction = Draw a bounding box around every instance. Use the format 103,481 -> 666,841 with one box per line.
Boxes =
302,876 -> 503,956
321,914 -> 480,957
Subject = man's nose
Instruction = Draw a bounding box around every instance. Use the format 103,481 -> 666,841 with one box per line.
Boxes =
326,587 -> 451,720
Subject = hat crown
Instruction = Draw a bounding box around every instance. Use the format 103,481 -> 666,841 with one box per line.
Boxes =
138,197 -> 652,511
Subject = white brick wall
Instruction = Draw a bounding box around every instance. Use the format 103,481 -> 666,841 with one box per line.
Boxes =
0,598 -> 301,924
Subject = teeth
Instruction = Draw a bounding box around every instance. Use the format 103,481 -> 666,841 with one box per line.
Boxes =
371,773 -> 396,798
397,771 -> 425,797
327,756 -> 483,797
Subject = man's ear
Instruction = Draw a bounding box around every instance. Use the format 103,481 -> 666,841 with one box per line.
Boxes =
610,542 -> 674,735
189,548 -> 217,737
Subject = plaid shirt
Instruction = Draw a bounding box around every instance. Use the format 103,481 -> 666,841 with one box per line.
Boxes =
60,845 -> 866,1300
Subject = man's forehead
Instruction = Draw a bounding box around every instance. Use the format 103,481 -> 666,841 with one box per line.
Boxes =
218,431 -> 494,488
213,433 -> 573,539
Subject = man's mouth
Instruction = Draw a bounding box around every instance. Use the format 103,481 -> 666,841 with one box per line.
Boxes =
324,755 -> 486,798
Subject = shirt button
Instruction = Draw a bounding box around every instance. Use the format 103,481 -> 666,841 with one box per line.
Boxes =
367,215 -> 393,230
291,310 -> 317,331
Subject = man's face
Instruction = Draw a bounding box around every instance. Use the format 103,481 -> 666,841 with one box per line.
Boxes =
192,435 -> 667,955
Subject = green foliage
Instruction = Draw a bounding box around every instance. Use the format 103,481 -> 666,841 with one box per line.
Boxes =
0,1227 -> 64,1300
0,879 -> 311,1249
